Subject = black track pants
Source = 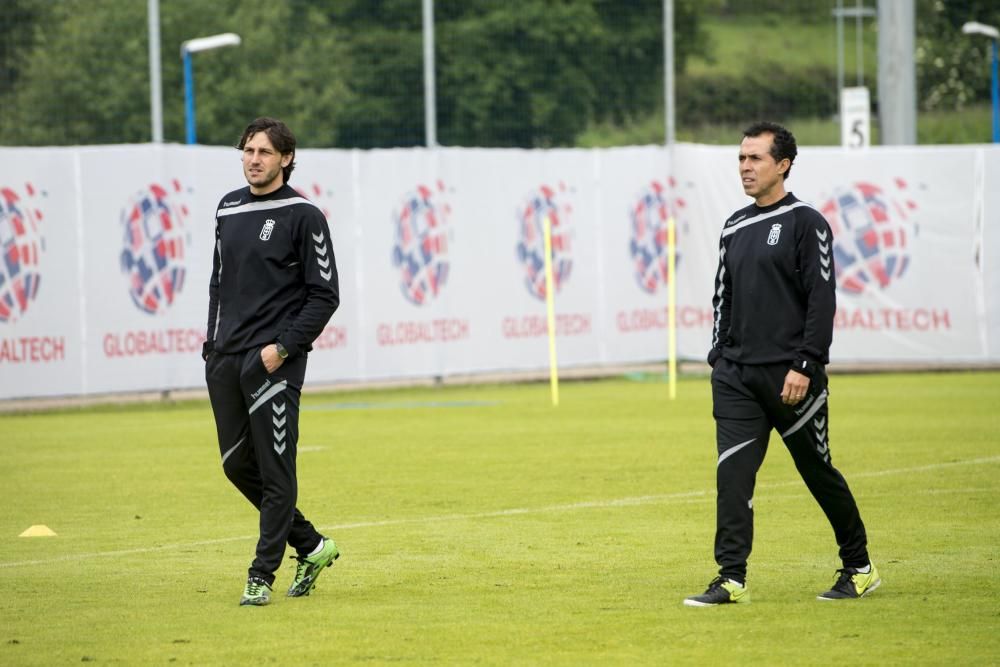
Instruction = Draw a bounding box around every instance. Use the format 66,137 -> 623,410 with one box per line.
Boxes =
711,358 -> 869,583
205,348 -> 322,584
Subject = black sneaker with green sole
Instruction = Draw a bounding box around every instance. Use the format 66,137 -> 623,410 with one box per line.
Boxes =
683,576 -> 749,607
817,564 -> 881,600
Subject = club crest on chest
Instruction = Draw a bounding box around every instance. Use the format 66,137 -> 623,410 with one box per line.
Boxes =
260,219 -> 276,241
767,223 -> 782,246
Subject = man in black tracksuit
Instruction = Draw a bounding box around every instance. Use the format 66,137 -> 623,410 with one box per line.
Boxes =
203,117 -> 341,606
684,122 -> 880,606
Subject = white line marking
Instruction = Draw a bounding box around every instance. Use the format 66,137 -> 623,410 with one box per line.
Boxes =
847,456 -> 1000,478
2,456 -> 997,569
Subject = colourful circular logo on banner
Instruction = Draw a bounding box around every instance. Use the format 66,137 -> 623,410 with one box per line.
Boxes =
820,180 -> 917,295
516,183 -> 573,301
119,181 -> 190,315
392,182 -> 451,306
0,184 -> 45,323
629,179 -> 685,294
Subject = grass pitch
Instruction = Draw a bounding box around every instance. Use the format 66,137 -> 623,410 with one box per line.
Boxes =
1,371 -> 998,665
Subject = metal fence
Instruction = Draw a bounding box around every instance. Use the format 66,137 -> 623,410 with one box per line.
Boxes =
0,0 -> 997,148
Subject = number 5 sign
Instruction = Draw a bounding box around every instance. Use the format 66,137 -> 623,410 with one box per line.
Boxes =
840,87 -> 871,149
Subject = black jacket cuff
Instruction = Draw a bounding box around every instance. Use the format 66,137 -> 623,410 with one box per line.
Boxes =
280,338 -> 301,359
790,359 -> 818,378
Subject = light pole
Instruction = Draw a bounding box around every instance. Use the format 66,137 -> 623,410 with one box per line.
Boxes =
180,33 -> 241,145
148,0 -> 163,143
422,0 -> 436,147
832,2 -> 876,97
962,21 -> 1000,143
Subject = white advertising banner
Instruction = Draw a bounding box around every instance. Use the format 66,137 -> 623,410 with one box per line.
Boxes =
982,147 -> 1000,360
597,146 -> 714,365
353,148 -> 467,380
291,149 -> 361,385
0,142 -> 997,401
486,148 -> 606,372
670,144 -> 752,361
76,146 -> 213,394
0,149 -> 85,397
795,147 -> 986,362
672,144 -> 989,363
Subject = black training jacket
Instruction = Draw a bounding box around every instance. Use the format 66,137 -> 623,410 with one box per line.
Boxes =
206,184 -> 339,359
709,192 -> 836,373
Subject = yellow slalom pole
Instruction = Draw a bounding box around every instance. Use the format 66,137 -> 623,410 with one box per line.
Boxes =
667,215 -> 677,400
543,216 -> 560,407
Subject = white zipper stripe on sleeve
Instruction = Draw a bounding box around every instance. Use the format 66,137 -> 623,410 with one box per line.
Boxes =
712,245 -> 726,348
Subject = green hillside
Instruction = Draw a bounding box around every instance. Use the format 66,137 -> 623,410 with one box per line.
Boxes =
581,14 -> 995,146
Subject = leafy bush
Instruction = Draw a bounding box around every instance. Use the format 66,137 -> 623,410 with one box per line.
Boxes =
677,66 -> 838,127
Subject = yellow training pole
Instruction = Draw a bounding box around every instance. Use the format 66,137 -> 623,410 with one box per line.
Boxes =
543,216 -> 560,406
667,215 -> 677,400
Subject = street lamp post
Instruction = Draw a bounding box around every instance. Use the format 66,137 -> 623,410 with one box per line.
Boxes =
180,33 -> 241,145
833,1 -> 876,94
962,21 -> 1000,143
422,0 -> 436,147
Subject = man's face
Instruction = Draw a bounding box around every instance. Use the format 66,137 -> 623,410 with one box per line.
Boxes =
242,131 -> 291,195
738,133 -> 788,205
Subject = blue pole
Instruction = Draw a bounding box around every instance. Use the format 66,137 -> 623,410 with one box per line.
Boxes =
183,50 -> 196,144
992,40 -> 999,143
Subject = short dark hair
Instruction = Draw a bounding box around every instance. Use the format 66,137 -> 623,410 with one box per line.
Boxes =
742,121 -> 797,180
237,117 -> 297,184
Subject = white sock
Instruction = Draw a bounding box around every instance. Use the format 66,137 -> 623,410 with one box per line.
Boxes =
855,564 -> 871,574
307,539 -> 324,557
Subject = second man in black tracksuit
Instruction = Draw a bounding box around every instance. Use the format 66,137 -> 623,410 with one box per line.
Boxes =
684,122 -> 880,607
204,117 -> 341,606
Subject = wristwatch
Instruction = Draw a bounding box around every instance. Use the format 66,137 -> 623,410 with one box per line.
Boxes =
275,340 -> 289,359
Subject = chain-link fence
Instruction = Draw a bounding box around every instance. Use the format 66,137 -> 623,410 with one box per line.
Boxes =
0,0 -> 997,148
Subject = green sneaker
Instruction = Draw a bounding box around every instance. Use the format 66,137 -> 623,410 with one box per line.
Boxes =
683,576 -> 749,607
287,538 -> 340,597
817,564 -> 881,600
239,576 -> 272,606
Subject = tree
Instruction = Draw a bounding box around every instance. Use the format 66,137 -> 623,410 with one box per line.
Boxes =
0,0 -> 707,148
0,0 -> 48,99
590,0 -> 711,126
0,0 -> 351,146
916,0 -> 1000,111
326,0 -> 708,147
435,2 -> 604,147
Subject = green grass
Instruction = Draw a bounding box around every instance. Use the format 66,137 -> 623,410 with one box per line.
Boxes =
686,16 -> 877,80
579,14 -> 996,147
2,372 -> 999,665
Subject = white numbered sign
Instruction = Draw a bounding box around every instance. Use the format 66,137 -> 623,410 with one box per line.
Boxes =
840,86 -> 871,149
